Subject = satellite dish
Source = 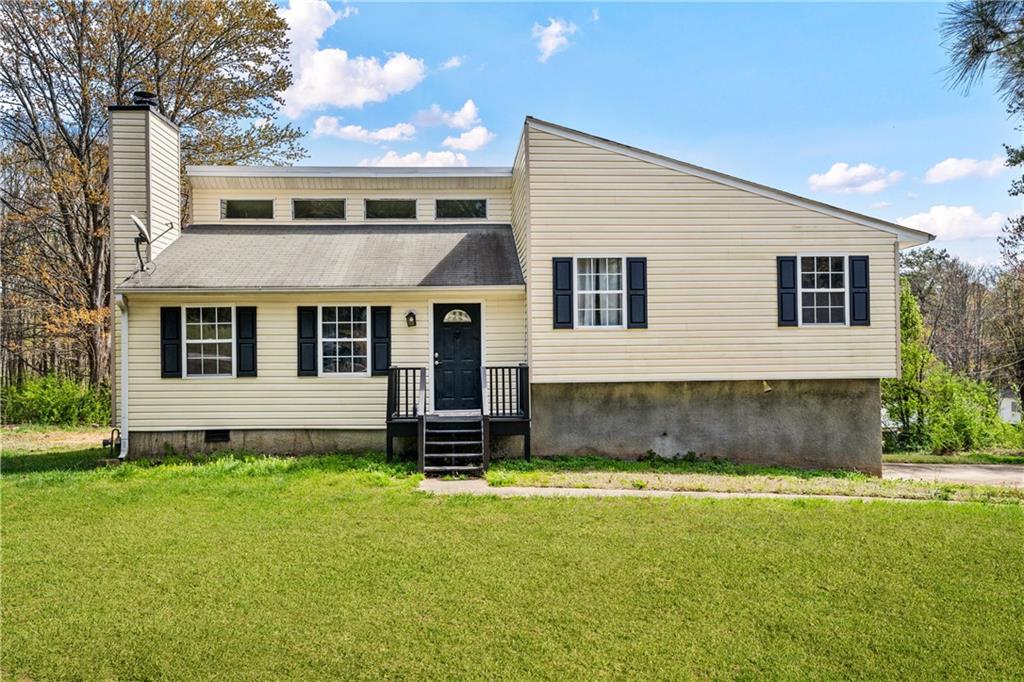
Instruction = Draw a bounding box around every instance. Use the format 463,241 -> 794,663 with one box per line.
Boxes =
131,214 -> 150,243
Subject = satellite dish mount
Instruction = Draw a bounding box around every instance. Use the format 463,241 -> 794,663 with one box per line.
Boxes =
131,214 -> 151,270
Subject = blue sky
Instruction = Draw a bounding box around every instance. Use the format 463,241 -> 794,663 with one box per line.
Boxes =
277,1 -> 1020,264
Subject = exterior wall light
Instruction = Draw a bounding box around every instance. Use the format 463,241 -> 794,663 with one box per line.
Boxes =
405,310 -> 417,327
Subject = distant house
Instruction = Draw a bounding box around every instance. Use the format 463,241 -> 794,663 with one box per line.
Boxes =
107,94 -> 933,475
1000,389 -> 1022,424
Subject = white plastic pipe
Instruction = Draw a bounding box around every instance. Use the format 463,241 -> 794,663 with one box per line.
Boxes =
116,294 -> 129,459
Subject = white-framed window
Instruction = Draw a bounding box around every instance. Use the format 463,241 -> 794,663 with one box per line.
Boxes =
220,199 -> 274,220
184,306 -> 235,377
575,256 -> 625,328
319,305 -> 370,376
292,198 -> 345,220
364,199 -> 416,220
798,255 -> 848,325
435,199 -> 487,220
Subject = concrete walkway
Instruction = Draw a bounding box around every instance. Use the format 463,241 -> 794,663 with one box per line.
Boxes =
883,463 -> 1024,488
418,478 -> 918,503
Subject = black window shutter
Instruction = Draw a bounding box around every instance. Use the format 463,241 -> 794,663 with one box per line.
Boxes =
777,256 -> 798,326
236,307 -> 257,377
160,307 -> 182,378
370,306 -> 391,376
297,306 -> 318,376
849,255 -> 870,326
626,257 -> 648,329
552,257 -> 573,329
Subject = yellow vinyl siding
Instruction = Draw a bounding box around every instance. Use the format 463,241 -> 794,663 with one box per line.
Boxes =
192,187 -> 512,224
123,290 -> 526,431
525,127 -> 899,383
510,128 -> 531,279
148,115 -> 180,257
109,110 -> 147,284
108,108 -> 148,424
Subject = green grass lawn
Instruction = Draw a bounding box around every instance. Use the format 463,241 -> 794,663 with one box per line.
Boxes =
3,448 -> 1024,680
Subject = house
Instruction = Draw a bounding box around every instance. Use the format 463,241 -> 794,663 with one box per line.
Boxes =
107,94 -> 933,475
1000,388 -> 1022,425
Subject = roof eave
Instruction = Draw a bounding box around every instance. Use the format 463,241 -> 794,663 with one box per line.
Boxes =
116,284 -> 526,294
185,165 -> 514,179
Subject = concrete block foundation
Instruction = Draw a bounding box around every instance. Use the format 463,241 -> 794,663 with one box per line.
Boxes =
530,379 -> 882,474
127,379 -> 880,473
127,429 -> 526,460
128,429 -> 385,458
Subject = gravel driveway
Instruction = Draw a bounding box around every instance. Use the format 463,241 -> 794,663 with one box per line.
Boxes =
883,463 -> 1024,488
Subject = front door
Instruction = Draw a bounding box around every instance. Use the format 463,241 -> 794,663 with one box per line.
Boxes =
433,303 -> 482,411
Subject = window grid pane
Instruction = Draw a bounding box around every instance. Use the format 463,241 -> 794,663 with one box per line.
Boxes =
184,307 -> 233,376
321,306 -> 369,374
800,256 -> 846,325
576,258 -> 624,327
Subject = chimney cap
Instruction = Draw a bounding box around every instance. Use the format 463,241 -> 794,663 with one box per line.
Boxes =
132,90 -> 157,106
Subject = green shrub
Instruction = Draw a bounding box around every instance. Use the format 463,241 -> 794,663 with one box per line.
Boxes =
1,376 -> 110,426
882,278 -> 1024,454
922,369 -> 1017,453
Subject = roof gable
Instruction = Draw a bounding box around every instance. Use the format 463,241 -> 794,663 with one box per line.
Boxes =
524,117 -> 932,248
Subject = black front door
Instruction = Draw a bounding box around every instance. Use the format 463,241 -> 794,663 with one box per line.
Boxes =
433,303 -> 482,411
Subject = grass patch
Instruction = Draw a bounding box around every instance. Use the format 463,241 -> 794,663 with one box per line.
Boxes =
489,454 -> 859,478
884,449 -> 1024,465
4,447 -> 1024,678
485,456 -> 1024,504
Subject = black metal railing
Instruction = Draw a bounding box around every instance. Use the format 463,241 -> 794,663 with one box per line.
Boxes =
484,363 -> 530,418
387,367 -> 426,419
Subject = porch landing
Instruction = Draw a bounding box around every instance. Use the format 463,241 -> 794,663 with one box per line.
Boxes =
386,365 -> 531,476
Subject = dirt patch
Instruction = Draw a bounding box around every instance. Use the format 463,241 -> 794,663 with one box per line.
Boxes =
2,427 -> 109,453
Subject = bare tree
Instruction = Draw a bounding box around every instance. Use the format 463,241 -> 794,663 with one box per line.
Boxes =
0,0 -> 305,387
900,249 -> 995,379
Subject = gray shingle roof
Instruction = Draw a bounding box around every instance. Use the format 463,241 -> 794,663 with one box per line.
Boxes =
118,224 -> 525,290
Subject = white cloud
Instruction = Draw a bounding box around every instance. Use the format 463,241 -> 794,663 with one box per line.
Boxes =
313,116 -> 415,143
924,155 -> 1007,184
591,8 -> 600,21
285,51 -> 425,116
442,126 -> 495,151
280,0 -> 426,116
358,150 -> 469,167
440,56 -> 463,70
414,99 -> 480,129
898,205 -> 1007,241
870,201 -> 892,210
532,18 -> 578,62
281,0 -> 339,60
808,162 -> 904,195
